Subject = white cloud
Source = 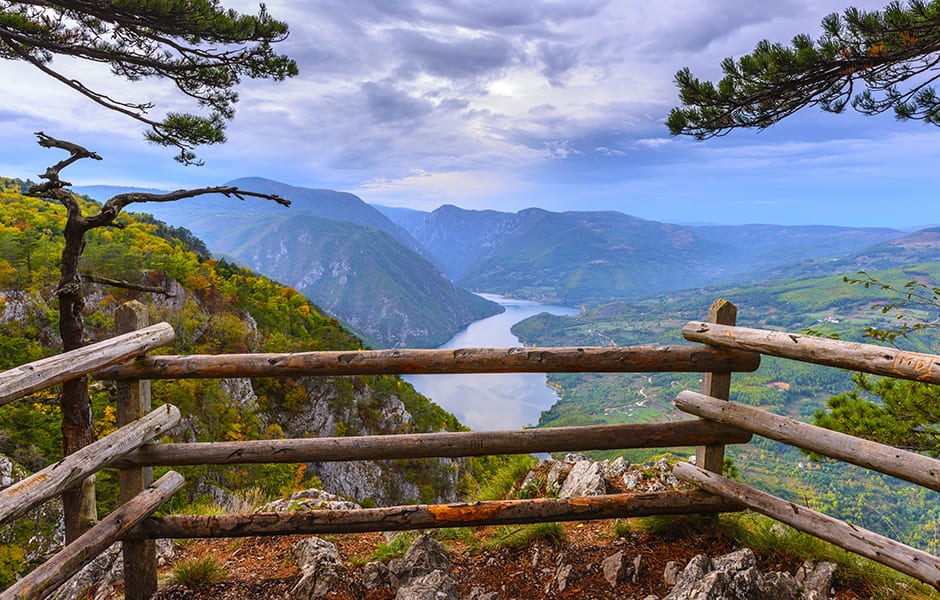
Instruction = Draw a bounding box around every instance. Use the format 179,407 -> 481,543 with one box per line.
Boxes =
0,0 -> 929,227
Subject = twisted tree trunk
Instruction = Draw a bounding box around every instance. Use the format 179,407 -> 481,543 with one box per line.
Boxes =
26,132 -> 290,542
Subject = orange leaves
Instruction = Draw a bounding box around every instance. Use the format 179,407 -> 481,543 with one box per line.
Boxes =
901,31 -> 918,47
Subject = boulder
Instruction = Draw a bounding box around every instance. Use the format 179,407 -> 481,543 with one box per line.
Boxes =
558,460 -> 606,497
290,536 -> 342,599
664,549 -> 801,600
388,535 -> 451,590
262,488 -> 360,512
663,560 -> 682,586
467,587 -> 499,600
362,561 -> 390,590
796,560 -> 837,600
394,569 -> 460,600
601,550 -> 634,587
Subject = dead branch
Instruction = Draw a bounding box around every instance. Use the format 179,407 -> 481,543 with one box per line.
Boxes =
82,273 -> 176,297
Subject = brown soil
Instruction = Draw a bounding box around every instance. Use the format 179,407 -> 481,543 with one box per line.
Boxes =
135,520 -> 872,600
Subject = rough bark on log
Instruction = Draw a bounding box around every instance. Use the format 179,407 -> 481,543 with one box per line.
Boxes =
112,420 -> 752,468
0,322 -> 174,406
675,390 -> 940,492
0,404 -> 180,527
683,321 -> 940,384
97,344 -> 760,380
674,462 -> 940,589
114,302 -> 157,600
1,471 -> 183,600
696,299 -> 736,474
124,490 -> 741,540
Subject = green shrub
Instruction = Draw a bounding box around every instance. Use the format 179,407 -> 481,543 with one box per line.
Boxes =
167,556 -> 227,591
483,522 -> 565,550
476,454 -> 538,501
371,531 -> 419,562
0,544 -> 25,587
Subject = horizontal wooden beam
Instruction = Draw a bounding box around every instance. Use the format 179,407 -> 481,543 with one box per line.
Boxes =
1,471 -> 183,600
675,391 -> 940,493
683,321 -> 940,384
124,489 -> 742,540
0,405 -> 180,527
674,462 -> 940,590
0,322 -> 174,406
97,344 -> 760,381
111,420 -> 752,468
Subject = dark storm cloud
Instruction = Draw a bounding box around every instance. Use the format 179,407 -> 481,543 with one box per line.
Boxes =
391,29 -> 517,80
361,81 -> 435,124
535,42 -> 580,87
418,0 -> 611,30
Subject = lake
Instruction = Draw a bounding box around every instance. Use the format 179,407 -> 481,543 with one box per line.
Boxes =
404,293 -> 579,431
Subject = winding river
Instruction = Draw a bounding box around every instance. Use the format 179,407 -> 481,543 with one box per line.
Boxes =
404,294 -> 578,431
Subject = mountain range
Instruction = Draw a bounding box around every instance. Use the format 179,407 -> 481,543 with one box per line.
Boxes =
78,177 -> 932,347
380,203 -> 908,304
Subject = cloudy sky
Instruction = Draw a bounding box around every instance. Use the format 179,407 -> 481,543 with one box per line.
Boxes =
1,0 -> 936,228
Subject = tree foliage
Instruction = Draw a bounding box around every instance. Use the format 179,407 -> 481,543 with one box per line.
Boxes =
0,1 -> 297,163
668,0 -> 940,139
813,271 -> 940,458
816,373 -> 940,455
843,269 -> 940,344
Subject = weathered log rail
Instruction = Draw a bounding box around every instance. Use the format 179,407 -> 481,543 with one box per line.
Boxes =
0,472 -> 184,600
0,322 -> 173,406
6,300 -> 940,597
126,490 -> 742,540
683,320 -> 940,384
111,420 -> 752,468
675,390 -> 940,493
674,463 -> 940,589
0,404 -> 180,527
96,343 -> 760,380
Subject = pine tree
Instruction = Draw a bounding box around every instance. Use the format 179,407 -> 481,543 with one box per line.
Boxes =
667,1 -> 940,457
816,373 -> 940,456
0,1 -> 298,163
1,1 -> 297,541
668,1 -> 940,139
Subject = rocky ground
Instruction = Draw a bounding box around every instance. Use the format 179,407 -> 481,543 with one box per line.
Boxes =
128,519 -> 868,600
46,454 -> 907,599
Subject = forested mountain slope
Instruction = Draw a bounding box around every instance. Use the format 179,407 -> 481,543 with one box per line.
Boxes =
74,180 -> 501,348
0,178 -> 472,580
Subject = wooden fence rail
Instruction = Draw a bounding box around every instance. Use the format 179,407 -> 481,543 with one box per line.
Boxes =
0,404 -> 180,527
1,471 -> 184,600
674,391 -> 940,493
674,462 -> 940,589
112,420 -> 752,468
683,321 -> 940,384
11,299 -> 940,597
125,489 -> 741,540
96,344 -> 760,380
0,322 -> 174,406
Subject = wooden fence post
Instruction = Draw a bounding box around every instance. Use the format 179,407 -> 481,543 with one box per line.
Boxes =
1,471 -> 184,600
695,299 -> 736,474
115,301 -> 157,600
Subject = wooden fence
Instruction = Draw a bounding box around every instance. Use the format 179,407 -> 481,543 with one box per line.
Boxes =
2,298 -> 940,598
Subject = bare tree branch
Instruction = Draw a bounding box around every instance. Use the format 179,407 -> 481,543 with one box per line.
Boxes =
82,273 -> 176,297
